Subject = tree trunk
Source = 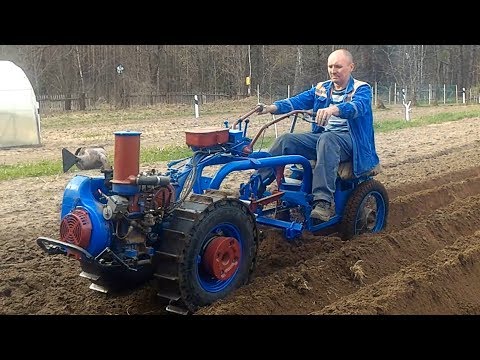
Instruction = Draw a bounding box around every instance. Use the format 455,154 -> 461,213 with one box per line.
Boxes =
293,45 -> 303,94
75,45 -> 86,110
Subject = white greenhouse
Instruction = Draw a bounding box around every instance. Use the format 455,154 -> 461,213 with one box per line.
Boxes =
0,60 -> 41,148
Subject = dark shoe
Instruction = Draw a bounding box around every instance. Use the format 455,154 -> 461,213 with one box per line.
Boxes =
288,165 -> 304,180
257,183 -> 267,198
256,171 -> 276,198
311,200 -> 335,222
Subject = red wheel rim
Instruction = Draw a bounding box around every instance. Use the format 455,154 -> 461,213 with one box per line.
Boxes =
203,236 -> 241,280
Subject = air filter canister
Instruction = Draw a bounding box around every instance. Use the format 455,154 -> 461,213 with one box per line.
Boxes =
112,131 -> 141,184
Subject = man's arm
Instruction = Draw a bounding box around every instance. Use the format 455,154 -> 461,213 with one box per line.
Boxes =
336,83 -> 372,119
259,104 -> 277,114
314,83 -> 372,126
259,87 -> 316,115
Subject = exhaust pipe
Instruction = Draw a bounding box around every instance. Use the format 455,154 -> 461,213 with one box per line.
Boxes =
62,147 -> 110,172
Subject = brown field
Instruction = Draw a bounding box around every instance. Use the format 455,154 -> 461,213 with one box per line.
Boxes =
2,100 -> 480,315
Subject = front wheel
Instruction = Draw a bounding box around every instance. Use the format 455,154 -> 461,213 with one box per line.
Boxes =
339,179 -> 389,241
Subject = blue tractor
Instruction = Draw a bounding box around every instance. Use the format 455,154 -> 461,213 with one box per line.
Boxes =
37,105 -> 388,314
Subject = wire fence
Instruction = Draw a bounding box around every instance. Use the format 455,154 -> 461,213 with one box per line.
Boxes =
373,83 -> 480,107
257,83 -> 480,107
37,92 -> 238,114
37,83 -> 480,114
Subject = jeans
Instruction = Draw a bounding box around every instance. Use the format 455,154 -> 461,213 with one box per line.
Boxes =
258,130 -> 353,204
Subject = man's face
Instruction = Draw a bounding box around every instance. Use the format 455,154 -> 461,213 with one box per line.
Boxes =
327,52 -> 354,88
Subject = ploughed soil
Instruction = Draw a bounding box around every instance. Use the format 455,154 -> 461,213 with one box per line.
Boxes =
2,103 -> 480,315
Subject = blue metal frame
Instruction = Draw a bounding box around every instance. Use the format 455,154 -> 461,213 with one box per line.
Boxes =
161,125 -> 383,241
58,109 -> 387,268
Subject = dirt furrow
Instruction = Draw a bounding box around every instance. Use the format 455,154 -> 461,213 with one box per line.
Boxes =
197,193 -> 480,314
315,230 -> 480,315
2,111 -> 480,315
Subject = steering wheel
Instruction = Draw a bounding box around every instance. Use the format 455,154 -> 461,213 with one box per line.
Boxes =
297,111 -> 315,123
290,110 -> 325,133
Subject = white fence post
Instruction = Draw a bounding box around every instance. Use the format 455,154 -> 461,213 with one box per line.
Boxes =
394,83 -> 397,105
194,95 -> 199,119
402,88 -> 411,121
273,114 -> 278,138
455,85 -> 458,104
462,87 -> 466,104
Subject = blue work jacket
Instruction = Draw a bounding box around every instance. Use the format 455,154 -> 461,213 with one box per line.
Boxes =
273,76 -> 379,177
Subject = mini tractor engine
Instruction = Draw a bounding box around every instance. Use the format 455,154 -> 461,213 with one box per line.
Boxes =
37,105 -> 389,314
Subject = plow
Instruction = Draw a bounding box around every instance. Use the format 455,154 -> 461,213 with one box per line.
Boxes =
37,105 -> 389,314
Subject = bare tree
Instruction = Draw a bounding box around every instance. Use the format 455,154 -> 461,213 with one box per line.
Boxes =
293,45 -> 303,94
1,45 -> 479,109
75,45 -> 86,110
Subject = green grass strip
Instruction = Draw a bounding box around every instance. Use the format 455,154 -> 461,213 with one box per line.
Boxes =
2,109 -> 478,181
0,160 -> 63,180
374,109 -> 479,132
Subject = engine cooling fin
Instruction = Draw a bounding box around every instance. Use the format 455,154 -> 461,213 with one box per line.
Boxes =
60,208 -> 92,249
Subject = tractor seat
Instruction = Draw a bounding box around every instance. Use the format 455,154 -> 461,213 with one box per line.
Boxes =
335,161 -> 383,180
286,161 -> 382,183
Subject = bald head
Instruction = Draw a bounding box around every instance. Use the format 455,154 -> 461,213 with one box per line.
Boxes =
328,49 -> 353,64
327,49 -> 355,90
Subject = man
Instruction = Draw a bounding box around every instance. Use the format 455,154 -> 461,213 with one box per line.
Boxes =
257,48 -> 379,222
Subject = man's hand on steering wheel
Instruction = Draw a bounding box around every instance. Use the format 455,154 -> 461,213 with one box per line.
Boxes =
257,103 -> 277,115
315,105 -> 339,126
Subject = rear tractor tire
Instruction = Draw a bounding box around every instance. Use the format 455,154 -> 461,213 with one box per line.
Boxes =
339,179 -> 389,241
155,195 -> 259,313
